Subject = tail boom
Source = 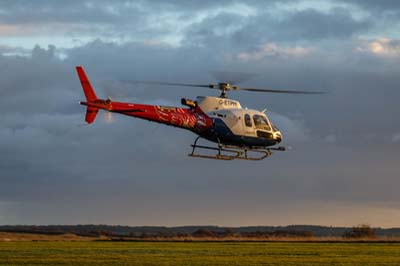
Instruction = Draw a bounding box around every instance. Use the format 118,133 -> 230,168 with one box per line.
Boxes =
76,66 -> 213,132
81,100 -> 212,133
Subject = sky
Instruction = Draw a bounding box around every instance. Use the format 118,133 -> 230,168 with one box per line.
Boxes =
1,0 -> 399,227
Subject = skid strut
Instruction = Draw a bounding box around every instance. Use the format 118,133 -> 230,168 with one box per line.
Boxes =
189,137 -> 284,161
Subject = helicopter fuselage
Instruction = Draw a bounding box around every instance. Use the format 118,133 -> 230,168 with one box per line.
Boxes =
80,96 -> 282,148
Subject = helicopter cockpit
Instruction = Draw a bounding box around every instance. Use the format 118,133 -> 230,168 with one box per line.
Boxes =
253,114 -> 271,131
242,112 -> 282,142
253,114 -> 280,132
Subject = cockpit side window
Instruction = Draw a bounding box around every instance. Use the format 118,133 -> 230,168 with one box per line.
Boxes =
253,114 -> 271,131
244,114 -> 252,127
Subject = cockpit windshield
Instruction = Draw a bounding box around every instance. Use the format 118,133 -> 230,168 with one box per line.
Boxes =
271,123 -> 279,132
253,114 -> 271,131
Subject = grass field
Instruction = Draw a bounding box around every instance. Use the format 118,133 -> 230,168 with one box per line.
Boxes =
1,241 -> 400,266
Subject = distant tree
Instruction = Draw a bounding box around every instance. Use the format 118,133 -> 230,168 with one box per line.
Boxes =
343,224 -> 375,239
191,229 -> 217,238
223,228 -> 236,237
139,232 -> 149,239
239,231 -> 265,238
177,233 -> 190,238
272,230 -> 314,238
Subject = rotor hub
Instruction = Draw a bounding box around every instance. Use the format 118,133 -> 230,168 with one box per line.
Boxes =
217,83 -> 238,98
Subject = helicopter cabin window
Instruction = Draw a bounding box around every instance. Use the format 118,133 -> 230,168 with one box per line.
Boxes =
253,115 -> 271,131
244,114 -> 252,127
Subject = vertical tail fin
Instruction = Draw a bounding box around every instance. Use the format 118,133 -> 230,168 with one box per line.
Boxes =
76,66 -> 97,102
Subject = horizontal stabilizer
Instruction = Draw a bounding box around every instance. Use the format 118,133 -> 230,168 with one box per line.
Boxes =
85,107 -> 99,124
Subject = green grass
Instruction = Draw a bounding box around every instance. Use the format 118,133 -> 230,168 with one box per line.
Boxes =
1,241 -> 400,266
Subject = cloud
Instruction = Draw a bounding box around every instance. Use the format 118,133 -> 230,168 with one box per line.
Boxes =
277,8 -> 371,40
392,133 -> 400,143
322,134 -> 338,143
268,112 -> 310,143
238,43 -> 310,61
0,44 -> 29,56
0,40 -> 399,226
0,1 -> 375,51
223,7 -> 372,47
356,38 -> 400,56
342,0 -> 400,12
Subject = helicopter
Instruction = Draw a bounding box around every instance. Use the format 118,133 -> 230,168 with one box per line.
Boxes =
77,66 -> 323,160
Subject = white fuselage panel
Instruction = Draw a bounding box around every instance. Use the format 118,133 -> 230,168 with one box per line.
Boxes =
197,96 -> 282,141
196,96 -> 241,112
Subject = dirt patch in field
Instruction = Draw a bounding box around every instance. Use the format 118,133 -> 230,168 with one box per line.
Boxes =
0,232 -> 107,241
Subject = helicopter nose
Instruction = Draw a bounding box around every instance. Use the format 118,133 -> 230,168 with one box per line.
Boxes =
274,132 -> 282,143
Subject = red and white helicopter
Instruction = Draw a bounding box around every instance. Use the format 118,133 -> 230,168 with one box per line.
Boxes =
77,66 -> 322,160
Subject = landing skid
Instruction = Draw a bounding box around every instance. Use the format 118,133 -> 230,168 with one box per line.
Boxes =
188,137 -> 286,161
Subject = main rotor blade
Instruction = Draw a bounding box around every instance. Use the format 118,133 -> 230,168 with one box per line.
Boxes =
238,87 -> 325,94
132,81 -> 215,88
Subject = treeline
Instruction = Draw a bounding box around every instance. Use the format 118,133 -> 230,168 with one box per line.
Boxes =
0,225 -> 399,239
190,228 -> 315,238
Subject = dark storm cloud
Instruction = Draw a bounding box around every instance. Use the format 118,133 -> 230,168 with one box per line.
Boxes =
1,39 -> 400,226
183,8 -> 371,50
340,0 -> 400,23
342,0 -> 400,11
276,8 -> 371,40
0,0 -> 291,18
0,46 -> 76,115
0,0 -> 141,24
1,1 -> 400,226
0,0 -> 277,25
0,0 -> 373,45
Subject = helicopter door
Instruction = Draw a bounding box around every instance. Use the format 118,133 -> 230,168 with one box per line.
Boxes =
243,113 -> 256,136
